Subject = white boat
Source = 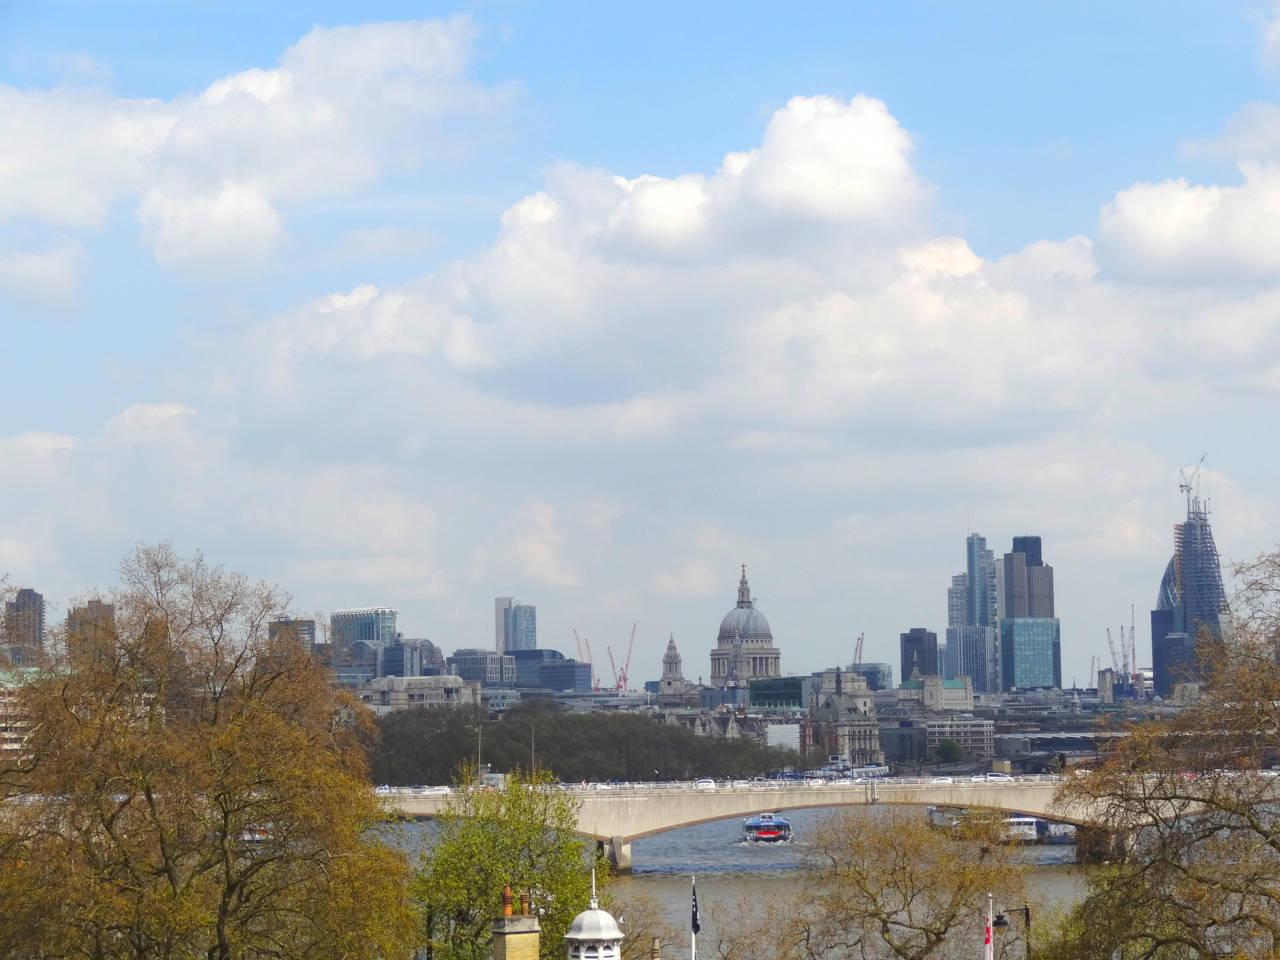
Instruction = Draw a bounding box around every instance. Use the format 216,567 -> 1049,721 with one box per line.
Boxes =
1002,816 -> 1039,843
742,812 -> 792,842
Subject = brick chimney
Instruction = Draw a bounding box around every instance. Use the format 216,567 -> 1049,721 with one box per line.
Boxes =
492,886 -> 540,960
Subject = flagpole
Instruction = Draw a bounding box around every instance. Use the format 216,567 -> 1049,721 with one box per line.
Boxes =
985,892 -> 994,960
691,875 -> 698,960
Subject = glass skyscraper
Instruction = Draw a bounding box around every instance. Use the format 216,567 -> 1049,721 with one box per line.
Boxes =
998,535 -> 1060,690
1151,490 -> 1226,697
944,534 -> 1000,693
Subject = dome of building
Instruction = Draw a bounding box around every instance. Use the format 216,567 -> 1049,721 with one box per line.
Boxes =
717,604 -> 772,642
717,566 -> 773,642
564,906 -> 624,944
564,879 -> 624,960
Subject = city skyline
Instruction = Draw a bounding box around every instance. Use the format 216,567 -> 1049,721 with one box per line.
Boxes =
2,3 -> 1279,690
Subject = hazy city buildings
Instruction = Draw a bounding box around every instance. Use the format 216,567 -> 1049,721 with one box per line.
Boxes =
1151,489 -> 1227,697
4,588 -> 46,667
899,627 -> 938,680
709,566 -> 782,687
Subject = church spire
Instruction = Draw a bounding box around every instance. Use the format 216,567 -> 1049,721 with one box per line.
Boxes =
737,564 -> 752,607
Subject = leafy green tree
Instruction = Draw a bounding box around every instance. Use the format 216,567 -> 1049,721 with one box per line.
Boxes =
0,544 -> 416,960
414,766 -> 601,960
935,738 -> 964,764
376,701 -> 801,785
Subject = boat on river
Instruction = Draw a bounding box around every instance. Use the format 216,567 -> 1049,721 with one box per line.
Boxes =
742,812 -> 792,842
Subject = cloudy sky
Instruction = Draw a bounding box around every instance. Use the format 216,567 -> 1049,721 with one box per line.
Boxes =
3,1 -> 1279,689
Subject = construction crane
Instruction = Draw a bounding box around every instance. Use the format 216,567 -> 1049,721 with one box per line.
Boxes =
620,623 -> 635,691
581,635 -> 599,691
1106,627 -> 1121,678
1128,604 -> 1140,697
853,633 -> 864,674
572,628 -> 585,662
1119,624 -> 1131,684
605,623 -> 637,692
1089,655 -> 1097,690
1178,452 -> 1208,511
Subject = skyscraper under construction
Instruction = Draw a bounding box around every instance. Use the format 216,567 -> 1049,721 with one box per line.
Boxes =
1150,477 -> 1227,698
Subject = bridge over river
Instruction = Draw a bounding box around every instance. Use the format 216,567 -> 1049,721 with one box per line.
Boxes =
388,775 -> 1087,870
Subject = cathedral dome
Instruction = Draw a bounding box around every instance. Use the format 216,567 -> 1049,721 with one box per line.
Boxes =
717,566 -> 773,642
718,605 -> 772,642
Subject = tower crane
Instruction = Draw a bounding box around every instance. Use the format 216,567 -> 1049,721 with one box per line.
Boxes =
606,646 -> 620,691
572,628 -> 585,662
582,635 -> 599,691
1178,452 -> 1208,512
853,633 -> 865,673
1119,624 -> 1131,685
619,623 -> 635,691
1106,627 -> 1121,678
1128,604 -> 1140,696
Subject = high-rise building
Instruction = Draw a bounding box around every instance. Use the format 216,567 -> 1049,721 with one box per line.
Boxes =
943,535 -> 1000,693
268,617 -> 316,649
495,597 -> 536,653
5,588 -> 45,649
1151,487 -> 1226,697
65,599 -> 115,663
329,607 -> 398,665
998,536 -> 1061,690
508,604 -> 537,652
494,597 -> 513,653
899,627 -> 938,680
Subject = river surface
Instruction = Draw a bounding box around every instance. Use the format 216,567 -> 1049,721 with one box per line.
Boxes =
396,804 -> 1088,958
607,807 -> 1087,956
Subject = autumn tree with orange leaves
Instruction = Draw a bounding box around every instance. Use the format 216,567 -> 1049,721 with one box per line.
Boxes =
0,544 -> 415,960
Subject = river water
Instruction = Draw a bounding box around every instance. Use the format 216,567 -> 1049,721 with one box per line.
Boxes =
394,804 -> 1088,958
607,806 -> 1087,957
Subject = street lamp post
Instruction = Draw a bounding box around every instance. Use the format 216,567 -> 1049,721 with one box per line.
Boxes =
991,902 -> 1031,959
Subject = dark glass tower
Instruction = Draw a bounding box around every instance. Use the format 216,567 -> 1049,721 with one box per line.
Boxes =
1150,488 -> 1226,697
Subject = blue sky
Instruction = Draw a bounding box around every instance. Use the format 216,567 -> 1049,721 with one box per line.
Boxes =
2,1 -> 1279,690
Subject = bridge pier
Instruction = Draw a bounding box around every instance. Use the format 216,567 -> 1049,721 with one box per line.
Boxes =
1076,824 -> 1125,864
598,836 -> 632,874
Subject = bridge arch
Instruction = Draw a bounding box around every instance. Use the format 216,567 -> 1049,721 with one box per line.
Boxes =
391,777 -> 1091,871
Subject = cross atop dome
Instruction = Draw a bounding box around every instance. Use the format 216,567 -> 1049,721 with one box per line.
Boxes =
737,564 -> 752,607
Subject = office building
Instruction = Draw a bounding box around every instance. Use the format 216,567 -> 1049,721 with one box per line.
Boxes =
448,648 -> 516,687
1151,487 -> 1227,697
495,597 -> 536,653
268,617 -> 316,649
495,597 -> 513,653
943,535 -> 999,693
5,588 -> 44,649
899,627 -> 938,680
1000,618 -> 1061,690
65,599 -> 116,662
377,637 -> 444,678
857,662 -> 894,691
329,607 -> 398,665
998,536 -> 1061,690
508,604 -> 537,652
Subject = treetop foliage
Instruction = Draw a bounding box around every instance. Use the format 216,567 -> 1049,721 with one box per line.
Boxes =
0,543 -> 416,960
373,699 -> 803,785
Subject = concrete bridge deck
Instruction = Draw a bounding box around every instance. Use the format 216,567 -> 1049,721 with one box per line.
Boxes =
387,776 -> 1084,870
